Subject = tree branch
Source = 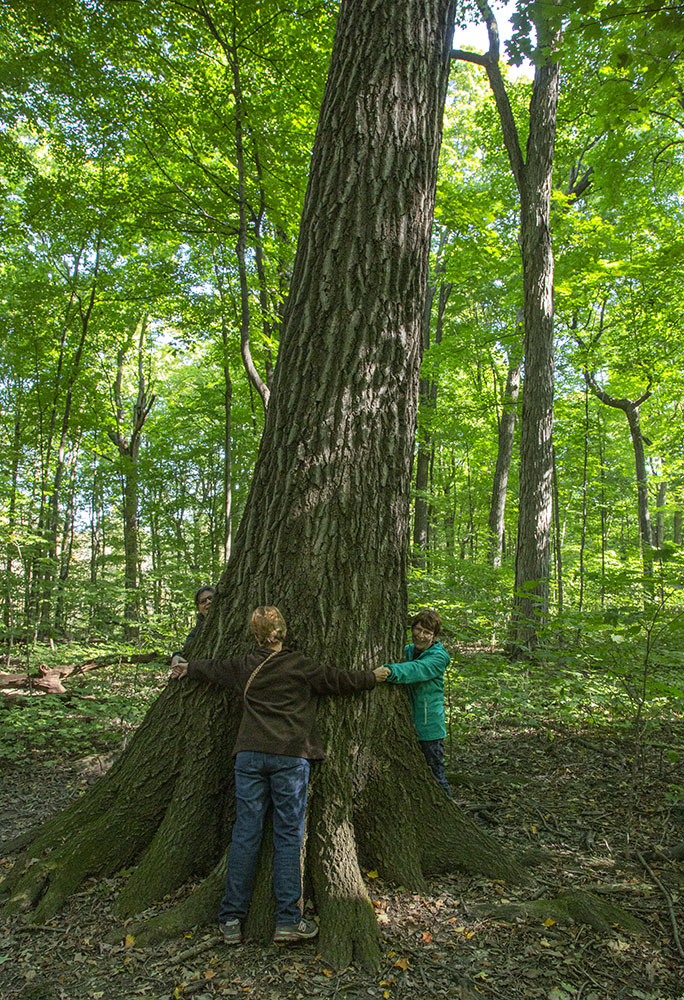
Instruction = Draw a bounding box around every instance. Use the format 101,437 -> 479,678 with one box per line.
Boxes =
451,0 -> 525,191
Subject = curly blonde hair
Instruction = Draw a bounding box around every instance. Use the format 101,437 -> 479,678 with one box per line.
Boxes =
250,606 -> 287,645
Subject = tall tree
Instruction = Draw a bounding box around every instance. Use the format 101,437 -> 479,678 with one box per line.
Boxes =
1,0 -> 526,969
453,0 -> 561,651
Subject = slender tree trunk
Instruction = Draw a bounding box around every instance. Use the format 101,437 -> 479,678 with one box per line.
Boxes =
89,439 -> 105,632
108,316 -> 155,637
54,436 -> 81,632
413,447 -> 431,568
552,445 -> 563,613
578,387 -> 590,613
413,276 -> 450,568
598,410 -> 607,608
487,324 -> 523,567
38,247 -> 98,636
584,372 -> 653,592
3,396 -> 22,633
655,481 -> 666,550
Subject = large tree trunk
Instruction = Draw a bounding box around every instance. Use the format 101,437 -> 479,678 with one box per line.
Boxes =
1,0 -> 527,969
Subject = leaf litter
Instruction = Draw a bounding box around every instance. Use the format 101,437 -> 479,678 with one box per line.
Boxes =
1,698 -> 682,1000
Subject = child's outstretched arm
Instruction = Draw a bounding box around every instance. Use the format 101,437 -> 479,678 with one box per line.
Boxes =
384,644 -> 449,684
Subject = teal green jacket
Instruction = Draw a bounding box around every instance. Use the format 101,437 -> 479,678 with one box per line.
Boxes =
384,640 -> 449,741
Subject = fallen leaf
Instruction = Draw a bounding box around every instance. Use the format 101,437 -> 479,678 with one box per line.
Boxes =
394,957 -> 409,971
543,917 -> 556,927
366,870 -> 379,879
422,931 -> 433,943
124,934 -> 135,949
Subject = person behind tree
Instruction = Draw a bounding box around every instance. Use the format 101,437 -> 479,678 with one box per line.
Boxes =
170,605 -> 390,945
171,585 -> 215,666
383,608 -> 452,796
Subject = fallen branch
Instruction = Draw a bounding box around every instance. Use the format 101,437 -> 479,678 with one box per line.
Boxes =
167,936 -> 222,966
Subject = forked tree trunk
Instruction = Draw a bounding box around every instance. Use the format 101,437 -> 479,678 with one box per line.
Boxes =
583,371 -> 653,591
1,0 -> 527,969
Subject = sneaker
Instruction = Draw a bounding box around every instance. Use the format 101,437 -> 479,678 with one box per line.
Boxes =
219,919 -> 242,945
273,918 -> 319,943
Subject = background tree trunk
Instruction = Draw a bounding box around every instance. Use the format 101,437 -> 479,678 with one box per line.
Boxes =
453,3 -> 561,652
584,371 -> 653,590
413,272 -> 451,568
108,315 -> 155,636
487,321 -> 523,568
655,480 -> 667,550
508,20 -> 560,651
1,0 -> 527,970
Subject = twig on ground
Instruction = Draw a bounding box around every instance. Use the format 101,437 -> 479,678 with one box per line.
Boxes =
167,935 -> 221,966
636,850 -> 684,959
14,923 -> 68,934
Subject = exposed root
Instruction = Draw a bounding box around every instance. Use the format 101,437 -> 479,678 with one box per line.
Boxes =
0,686 -> 187,921
309,783 -> 381,969
422,791 -> 531,884
123,862 -> 225,948
473,889 -> 647,934
114,687 -> 238,917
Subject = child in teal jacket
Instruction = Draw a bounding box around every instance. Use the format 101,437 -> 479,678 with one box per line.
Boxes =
384,609 -> 451,796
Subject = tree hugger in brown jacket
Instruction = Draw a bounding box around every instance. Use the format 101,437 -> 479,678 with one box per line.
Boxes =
171,606 -> 390,945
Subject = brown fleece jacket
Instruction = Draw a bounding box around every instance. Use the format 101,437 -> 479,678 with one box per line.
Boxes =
187,646 -> 376,760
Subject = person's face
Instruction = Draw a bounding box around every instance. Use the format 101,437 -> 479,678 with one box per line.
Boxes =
196,591 -> 213,616
411,623 -> 435,651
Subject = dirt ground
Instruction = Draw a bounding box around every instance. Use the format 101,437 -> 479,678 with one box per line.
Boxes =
1,722 -> 683,1000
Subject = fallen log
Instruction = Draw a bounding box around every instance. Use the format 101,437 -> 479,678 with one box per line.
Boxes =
0,669 -> 66,694
0,652 -> 166,695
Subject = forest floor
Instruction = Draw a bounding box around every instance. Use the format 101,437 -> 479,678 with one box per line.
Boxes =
1,650 -> 683,1000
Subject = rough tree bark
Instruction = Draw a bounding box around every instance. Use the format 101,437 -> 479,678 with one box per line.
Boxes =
453,1 -> 561,652
1,0 -> 528,969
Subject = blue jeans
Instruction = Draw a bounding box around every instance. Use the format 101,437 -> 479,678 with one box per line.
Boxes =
219,751 -> 310,927
419,739 -> 452,797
